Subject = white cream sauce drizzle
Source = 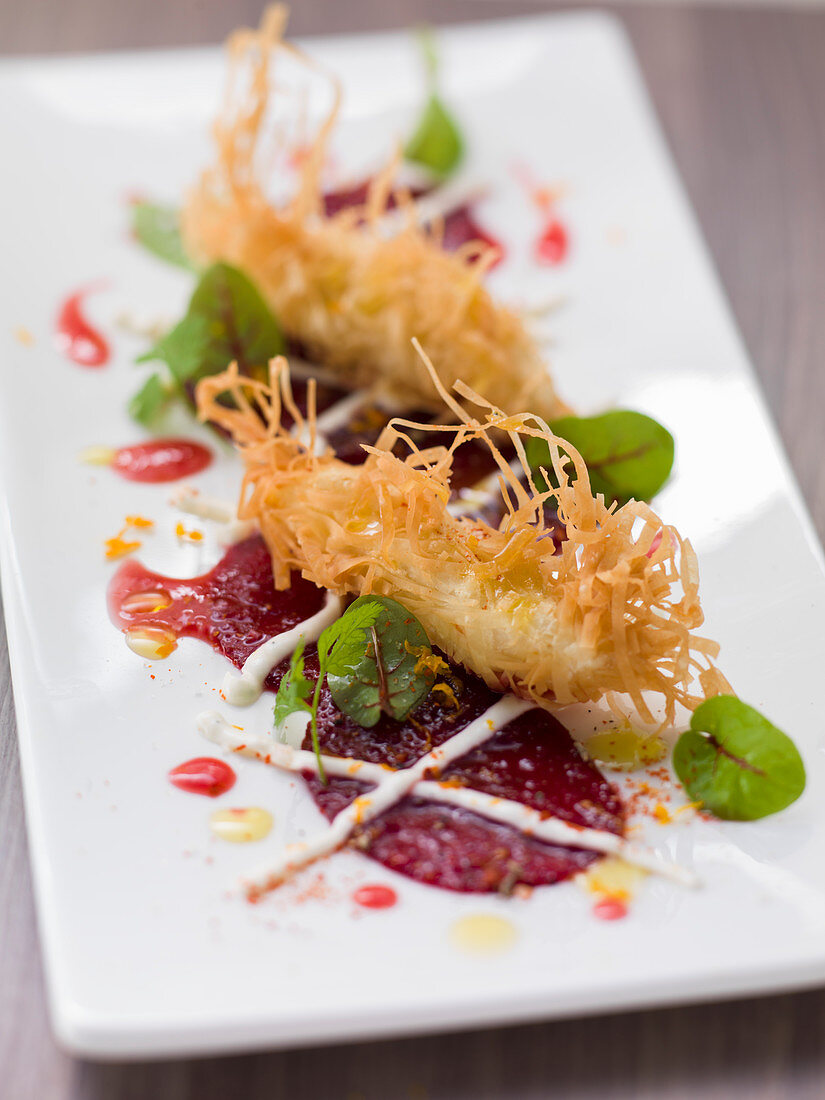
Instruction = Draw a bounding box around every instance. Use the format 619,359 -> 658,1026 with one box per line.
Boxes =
197,711 -> 697,888
221,591 -> 344,707
173,489 -> 256,546
200,689 -> 696,895
239,695 -> 531,895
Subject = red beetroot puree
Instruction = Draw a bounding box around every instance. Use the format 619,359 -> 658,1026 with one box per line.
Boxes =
169,757 -> 236,797
111,535 -> 623,894
55,286 -> 110,367
109,536 -> 324,668
112,439 -> 213,483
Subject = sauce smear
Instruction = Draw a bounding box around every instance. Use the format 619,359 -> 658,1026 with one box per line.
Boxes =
55,287 -> 110,367
353,884 -> 398,910
535,218 -> 569,266
109,535 -> 325,671
112,439 -> 213,483
112,537 -> 622,895
169,757 -> 236,797
593,898 -> 628,921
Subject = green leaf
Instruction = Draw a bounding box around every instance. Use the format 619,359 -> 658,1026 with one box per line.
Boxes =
404,28 -> 463,178
278,597 -> 439,782
128,372 -> 171,426
272,639 -> 313,730
525,410 -> 675,506
298,601 -> 386,782
137,314 -> 211,387
318,599 -> 386,679
673,695 -> 806,821
131,262 -> 284,424
405,95 -> 464,178
326,596 -> 436,728
131,201 -> 195,271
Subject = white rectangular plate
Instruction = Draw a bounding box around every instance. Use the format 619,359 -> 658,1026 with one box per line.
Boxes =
3,13 -> 825,1060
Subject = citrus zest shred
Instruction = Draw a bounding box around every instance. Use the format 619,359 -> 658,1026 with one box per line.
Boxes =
104,533 -> 141,560
405,640 -> 450,679
175,521 -> 204,542
105,515 -> 155,559
652,803 -> 672,825
431,682 -> 460,710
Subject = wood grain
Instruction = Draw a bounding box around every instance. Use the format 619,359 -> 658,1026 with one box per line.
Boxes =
2,2 -> 825,1096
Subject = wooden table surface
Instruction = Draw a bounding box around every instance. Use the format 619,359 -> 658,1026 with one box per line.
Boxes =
2,1 -> 825,1096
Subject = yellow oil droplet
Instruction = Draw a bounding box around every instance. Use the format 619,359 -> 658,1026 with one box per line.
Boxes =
210,807 -> 273,843
14,326 -> 35,347
124,627 -> 178,660
120,590 -> 172,615
449,914 -> 518,955
78,445 -> 116,467
585,724 -> 667,771
578,856 -> 648,902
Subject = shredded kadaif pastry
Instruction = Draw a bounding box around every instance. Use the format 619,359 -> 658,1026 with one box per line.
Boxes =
196,352 -> 727,727
181,5 -> 567,420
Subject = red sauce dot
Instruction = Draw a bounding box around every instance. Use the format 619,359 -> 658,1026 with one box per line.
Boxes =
593,897 -> 628,921
56,286 -> 110,367
169,757 -> 236,798
535,219 -> 569,266
112,439 -> 213,483
353,884 -> 398,910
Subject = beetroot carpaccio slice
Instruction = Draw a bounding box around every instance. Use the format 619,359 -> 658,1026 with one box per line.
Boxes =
305,689 -> 624,894
111,533 -> 625,895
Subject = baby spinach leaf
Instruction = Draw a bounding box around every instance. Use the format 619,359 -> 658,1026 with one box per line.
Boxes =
326,596 -> 436,727
525,410 -> 674,506
137,314 -> 212,388
673,695 -> 805,820
275,598 -> 439,782
404,28 -> 463,178
131,201 -> 195,271
131,262 -> 284,425
405,96 -> 464,179
304,600 -> 387,781
128,372 -> 171,427
318,599 -> 387,680
273,639 -> 313,730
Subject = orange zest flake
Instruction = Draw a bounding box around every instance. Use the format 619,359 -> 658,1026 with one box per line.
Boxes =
352,796 -> 372,824
104,531 -> 141,560
652,803 -> 672,825
674,800 -> 703,819
430,681 -> 459,709
406,640 -> 450,679
104,514 -> 156,560
175,521 -> 204,542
